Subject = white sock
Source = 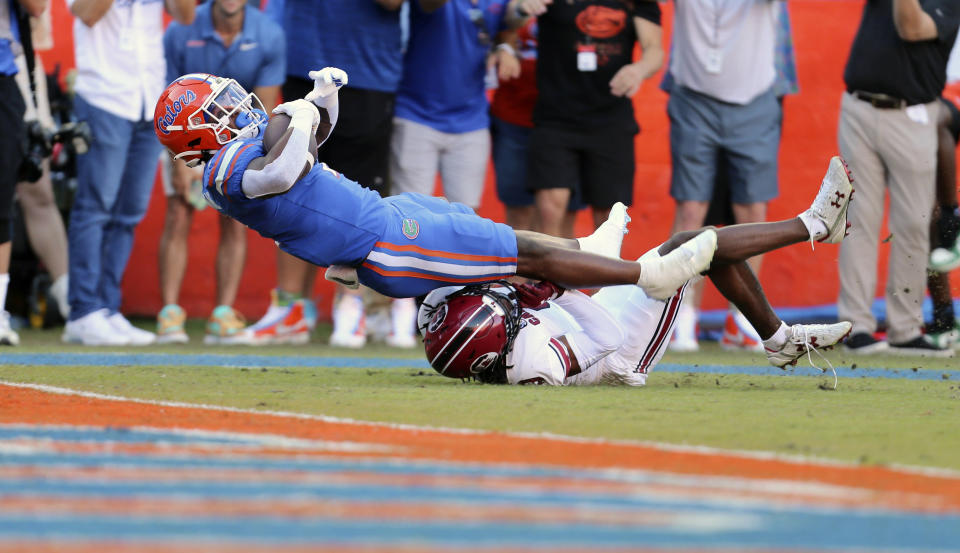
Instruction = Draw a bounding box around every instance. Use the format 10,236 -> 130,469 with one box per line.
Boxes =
577,221 -> 624,259
49,274 -> 70,319
0,273 -> 8,312
391,297 -> 417,338
798,212 -> 828,241
762,321 -> 790,350
332,294 -> 365,336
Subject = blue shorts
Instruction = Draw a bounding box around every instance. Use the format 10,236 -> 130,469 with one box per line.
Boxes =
492,116 -> 534,207
357,193 -> 519,298
668,85 -> 781,204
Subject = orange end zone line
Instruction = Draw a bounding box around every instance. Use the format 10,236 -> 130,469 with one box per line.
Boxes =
2,383 -> 960,512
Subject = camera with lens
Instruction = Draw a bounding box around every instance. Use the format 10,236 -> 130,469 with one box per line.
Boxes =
18,119 -> 92,183
18,120 -> 52,183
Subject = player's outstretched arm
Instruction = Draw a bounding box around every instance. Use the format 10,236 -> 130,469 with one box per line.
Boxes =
241,100 -> 319,198
304,68 -> 348,148
552,291 -> 624,371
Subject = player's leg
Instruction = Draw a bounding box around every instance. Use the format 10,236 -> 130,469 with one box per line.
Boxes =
515,228 -> 716,299
567,282 -> 689,387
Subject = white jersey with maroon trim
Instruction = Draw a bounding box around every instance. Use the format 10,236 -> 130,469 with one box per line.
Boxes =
504,284 -> 688,387
504,303 -> 582,386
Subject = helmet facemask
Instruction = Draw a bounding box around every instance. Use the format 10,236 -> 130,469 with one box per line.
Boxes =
174,78 -> 267,167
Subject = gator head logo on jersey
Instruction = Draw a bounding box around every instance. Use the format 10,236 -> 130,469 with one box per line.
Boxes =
575,5 -> 627,39
422,282 -> 522,382
154,73 -> 267,167
402,219 -> 420,239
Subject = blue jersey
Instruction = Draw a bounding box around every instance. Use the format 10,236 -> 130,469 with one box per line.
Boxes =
199,134 -> 519,298
201,139 -> 391,267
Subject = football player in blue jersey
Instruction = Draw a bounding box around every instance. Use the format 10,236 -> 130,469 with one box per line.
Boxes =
154,69 -> 719,301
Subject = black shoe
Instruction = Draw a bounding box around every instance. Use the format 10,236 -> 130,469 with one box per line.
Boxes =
843,332 -> 889,354
888,335 -> 955,358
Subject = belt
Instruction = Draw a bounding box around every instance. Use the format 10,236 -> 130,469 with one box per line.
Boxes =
851,90 -> 907,109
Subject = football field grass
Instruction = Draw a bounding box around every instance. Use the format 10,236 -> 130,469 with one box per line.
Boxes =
3,322 -> 959,471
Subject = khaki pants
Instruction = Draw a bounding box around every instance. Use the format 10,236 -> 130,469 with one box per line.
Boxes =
836,92 -> 938,343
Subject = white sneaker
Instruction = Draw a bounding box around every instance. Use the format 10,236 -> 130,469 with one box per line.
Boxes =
0,311 -> 20,346
765,321 -> 853,368
930,235 -> 960,273
799,156 -> 853,244
329,293 -> 366,348
107,312 -> 156,346
62,309 -> 130,346
577,202 -> 630,259
386,298 -> 418,349
668,304 -> 699,352
638,229 -> 717,301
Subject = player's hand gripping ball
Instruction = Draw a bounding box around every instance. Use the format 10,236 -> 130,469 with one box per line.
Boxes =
261,112 -> 319,166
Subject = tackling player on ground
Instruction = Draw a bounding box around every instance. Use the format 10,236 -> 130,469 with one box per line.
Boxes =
418,158 -> 857,385
153,70 -> 717,301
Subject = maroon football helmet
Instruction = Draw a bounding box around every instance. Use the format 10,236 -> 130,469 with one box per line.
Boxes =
421,283 -> 522,381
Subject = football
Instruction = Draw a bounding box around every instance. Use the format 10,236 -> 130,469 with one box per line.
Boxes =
261,112 -> 319,165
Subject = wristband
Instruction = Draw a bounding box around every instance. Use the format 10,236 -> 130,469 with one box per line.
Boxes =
496,42 -> 517,57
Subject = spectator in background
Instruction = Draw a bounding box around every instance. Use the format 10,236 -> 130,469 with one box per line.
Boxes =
14,2 -> 70,322
490,18 -> 586,236
0,0 -> 47,345
926,94 -> 960,350
513,0 -> 664,237
157,0 -> 284,345
838,0 -> 957,357
256,0 -> 407,348
62,0 -> 194,346
668,1 -> 798,353
490,22 -> 539,231
390,0 -> 520,210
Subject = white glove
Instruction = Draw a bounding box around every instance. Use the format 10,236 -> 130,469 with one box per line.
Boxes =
272,99 -> 320,136
304,67 -> 348,107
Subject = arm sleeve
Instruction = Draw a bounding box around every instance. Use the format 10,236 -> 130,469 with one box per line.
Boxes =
240,116 -> 311,198
632,0 -> 661,25
552,291 -> 625,370
930,0 -> 960,43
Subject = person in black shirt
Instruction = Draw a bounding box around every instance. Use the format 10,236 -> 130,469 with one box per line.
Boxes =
838,0 -> 959,357
509,0 -> 664,237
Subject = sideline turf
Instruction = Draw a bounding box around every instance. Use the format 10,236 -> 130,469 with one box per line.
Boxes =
2,325 -> 959,470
